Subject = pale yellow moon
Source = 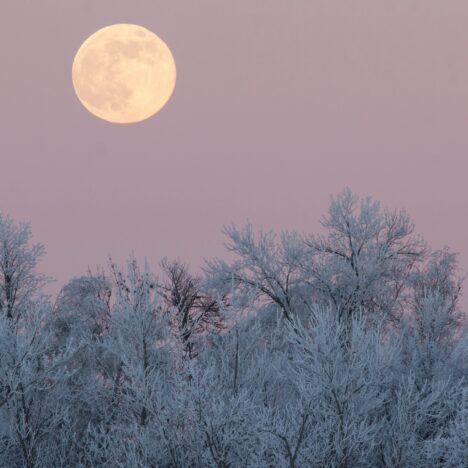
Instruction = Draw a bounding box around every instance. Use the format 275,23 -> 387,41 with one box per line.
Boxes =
72,24 -> 176,124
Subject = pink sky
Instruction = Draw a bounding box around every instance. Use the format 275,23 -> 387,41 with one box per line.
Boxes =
1,1 -> 468,298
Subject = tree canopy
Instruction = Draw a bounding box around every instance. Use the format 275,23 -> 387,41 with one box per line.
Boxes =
0,190 -> 466,467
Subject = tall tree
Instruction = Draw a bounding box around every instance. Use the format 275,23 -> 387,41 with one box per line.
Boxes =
158,258 -> 225,359
303,188 -> 427,323
53,271 -> 112,343
205,224 -> 306,323
0,214 -> 47,321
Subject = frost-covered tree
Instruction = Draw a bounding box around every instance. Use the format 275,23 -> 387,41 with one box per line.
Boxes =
425,387 -> 468,467
0,301 -> 77,467
43,272 -> 114,465
53,271 -> 111,344
205,223 -> 307,322
106,257 -> 173,427
0,214 -> 47,321
303,188 -> 427,323
281,307 -> 398,466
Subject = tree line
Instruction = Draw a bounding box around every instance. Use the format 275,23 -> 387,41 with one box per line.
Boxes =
0,189 -> 466,467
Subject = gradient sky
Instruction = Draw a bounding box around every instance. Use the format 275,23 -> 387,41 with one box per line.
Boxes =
1,1 -> 468,296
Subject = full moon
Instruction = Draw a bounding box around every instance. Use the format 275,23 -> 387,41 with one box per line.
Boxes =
72,24 -> 176,124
